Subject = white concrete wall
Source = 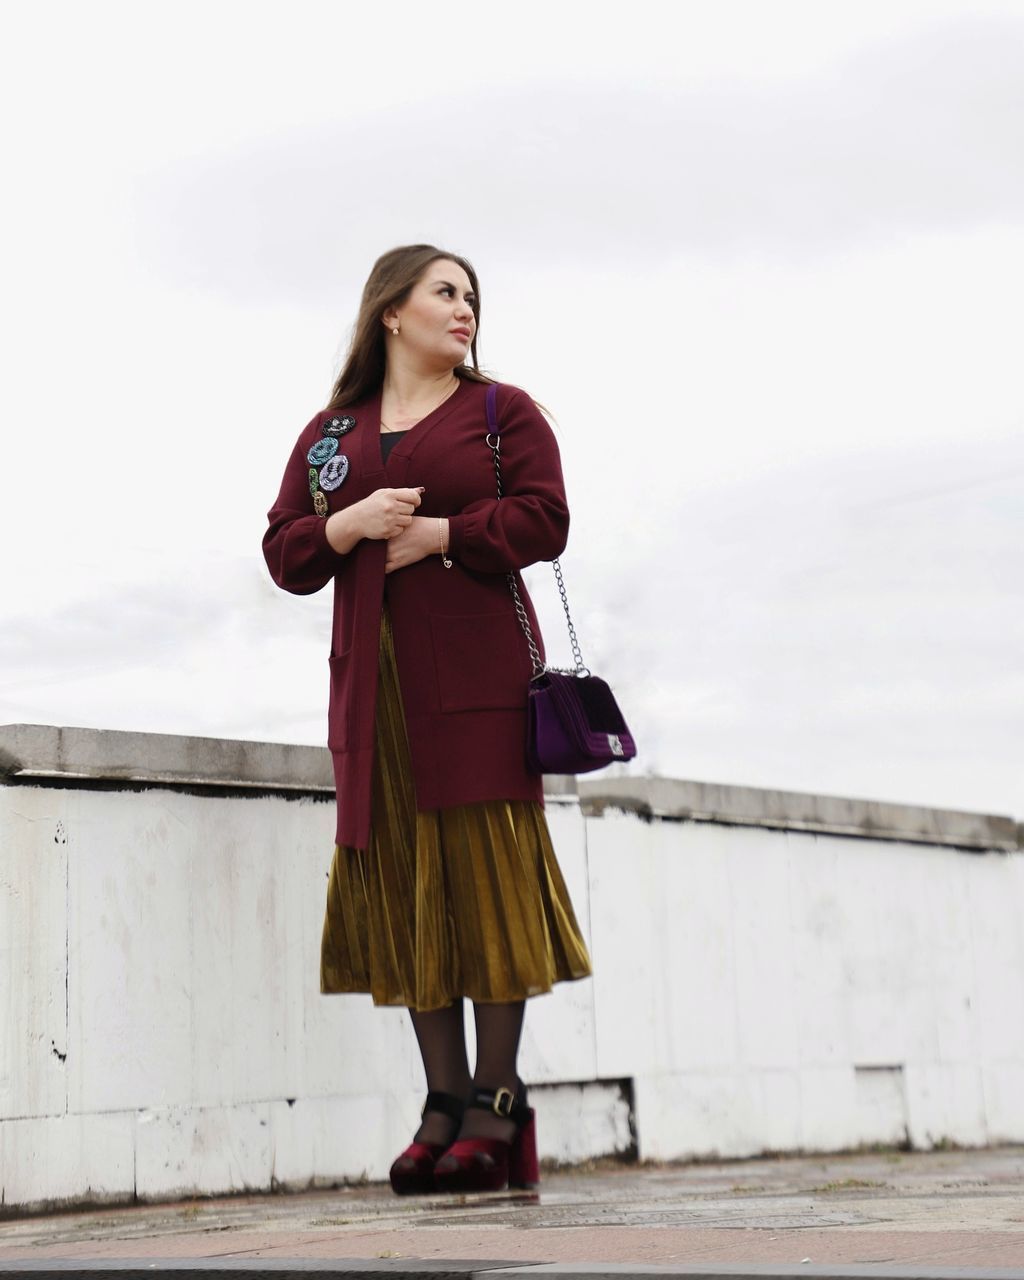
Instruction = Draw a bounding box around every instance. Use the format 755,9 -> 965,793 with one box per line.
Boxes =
585,810 -> 1024,1160
2,765 -> 1023,1211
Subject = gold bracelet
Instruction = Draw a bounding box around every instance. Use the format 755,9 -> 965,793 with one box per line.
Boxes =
439,518 -> 453,569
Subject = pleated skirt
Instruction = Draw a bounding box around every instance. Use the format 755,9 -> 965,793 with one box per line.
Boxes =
320,607 -> 593,1012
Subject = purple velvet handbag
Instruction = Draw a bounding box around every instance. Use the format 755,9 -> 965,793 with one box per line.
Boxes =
485,384 -> 637,775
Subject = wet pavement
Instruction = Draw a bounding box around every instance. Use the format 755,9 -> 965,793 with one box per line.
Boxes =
2,1146 -> 1024,1277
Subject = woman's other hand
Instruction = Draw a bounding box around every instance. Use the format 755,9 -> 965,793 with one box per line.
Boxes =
326,486 -> 423,553
359,486 -> 425,540
385,515 -> 443,574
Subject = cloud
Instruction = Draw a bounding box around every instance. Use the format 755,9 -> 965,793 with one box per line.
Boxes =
5,5 -> 1021,821
134,17 -> 1024,305
0,554 -> 330,699
511,422 -> 1024,806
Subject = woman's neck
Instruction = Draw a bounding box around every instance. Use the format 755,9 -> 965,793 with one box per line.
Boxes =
380,363 -> 460,431
382,363 -> 458,410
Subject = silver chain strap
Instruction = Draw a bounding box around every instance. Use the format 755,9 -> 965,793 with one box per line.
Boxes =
487,430 -> 588,680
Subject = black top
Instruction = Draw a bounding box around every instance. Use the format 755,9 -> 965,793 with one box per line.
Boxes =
379,430 -> 409,463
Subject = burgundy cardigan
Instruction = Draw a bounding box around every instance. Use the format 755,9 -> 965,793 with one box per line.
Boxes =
263,379 -> 569,848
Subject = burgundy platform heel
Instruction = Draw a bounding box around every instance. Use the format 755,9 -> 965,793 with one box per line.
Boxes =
389,1090 -> 465,1195
433,1082 -> 539,1193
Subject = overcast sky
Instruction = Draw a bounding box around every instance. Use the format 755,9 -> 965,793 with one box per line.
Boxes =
1,0 -> 1022,819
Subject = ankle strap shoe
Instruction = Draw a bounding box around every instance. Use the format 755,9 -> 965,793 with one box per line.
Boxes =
434,1081 -> 539,1193
466,1082 -> 532,1122
389,1090 -> 465,1196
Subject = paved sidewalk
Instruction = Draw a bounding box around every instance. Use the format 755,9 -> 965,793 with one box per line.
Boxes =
2,1147 -> 1023,1277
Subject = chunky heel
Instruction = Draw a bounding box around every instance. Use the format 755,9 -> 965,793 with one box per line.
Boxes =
508,1107 -> 539,1189
389,1090 -> 464,1196
434,1082 -> 538,1194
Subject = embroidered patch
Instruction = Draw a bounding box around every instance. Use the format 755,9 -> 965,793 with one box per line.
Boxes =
319,454 -> 349,491
313,490 -> 328,517
308,437 -> 339,466
308,467 -> 319,496
323,415 -> 356,437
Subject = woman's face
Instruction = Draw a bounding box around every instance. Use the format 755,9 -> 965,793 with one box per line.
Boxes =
386,259 -> 478,370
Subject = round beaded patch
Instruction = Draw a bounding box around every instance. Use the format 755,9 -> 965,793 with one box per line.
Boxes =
323,415 -> 356,437
308,437 -> 339,467
319,454 -> 349,492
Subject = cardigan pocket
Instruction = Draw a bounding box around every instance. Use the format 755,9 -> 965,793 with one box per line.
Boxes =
430,611 -> 530,713
326,646 -> 355,750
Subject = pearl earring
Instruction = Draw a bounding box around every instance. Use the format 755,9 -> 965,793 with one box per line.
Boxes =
392,327 -> 399,336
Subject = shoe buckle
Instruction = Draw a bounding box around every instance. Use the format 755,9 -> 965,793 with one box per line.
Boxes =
492,1086 -> 515,1117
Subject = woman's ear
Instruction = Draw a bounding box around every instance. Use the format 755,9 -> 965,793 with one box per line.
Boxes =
381,306 -> 400,332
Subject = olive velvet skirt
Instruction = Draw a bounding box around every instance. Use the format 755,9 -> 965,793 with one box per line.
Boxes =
320,607 -> 593,1011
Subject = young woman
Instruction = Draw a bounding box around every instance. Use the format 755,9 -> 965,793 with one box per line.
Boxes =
263,245 -> 591,1194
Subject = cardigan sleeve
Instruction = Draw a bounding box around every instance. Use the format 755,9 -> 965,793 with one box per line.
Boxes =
262,415 -> 346,595
446,386 -> 570,573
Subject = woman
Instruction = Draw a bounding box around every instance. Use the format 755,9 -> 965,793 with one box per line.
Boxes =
263,245 -> 592,1195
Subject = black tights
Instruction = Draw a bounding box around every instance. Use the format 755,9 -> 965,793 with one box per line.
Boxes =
410,998 -> 525,1144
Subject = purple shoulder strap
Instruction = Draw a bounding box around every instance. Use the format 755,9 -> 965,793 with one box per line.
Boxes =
484,378 -> 586,678
485,382 -> 499,433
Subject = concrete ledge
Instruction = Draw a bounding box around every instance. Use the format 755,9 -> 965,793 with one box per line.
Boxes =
0,725 -> 579,801
2,724 -> 1018,852
577,776 -> 1021,853
0,724 -> 336,794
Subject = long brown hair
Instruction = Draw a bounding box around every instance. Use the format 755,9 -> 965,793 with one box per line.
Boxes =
326,245 -> 492,410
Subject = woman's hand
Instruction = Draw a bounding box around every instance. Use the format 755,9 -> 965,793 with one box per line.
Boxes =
385,515 -> 444,574
359,486 -> 425,539
326,486 -> 423,554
